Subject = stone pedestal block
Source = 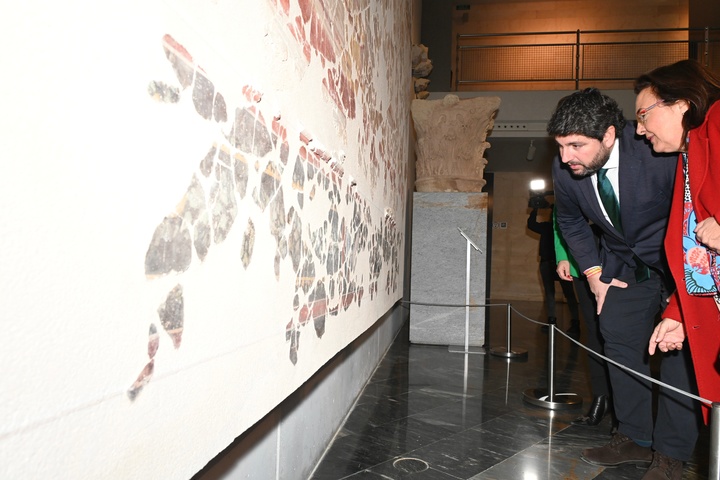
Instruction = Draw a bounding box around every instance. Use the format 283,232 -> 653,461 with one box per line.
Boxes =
410,192 -> 487,346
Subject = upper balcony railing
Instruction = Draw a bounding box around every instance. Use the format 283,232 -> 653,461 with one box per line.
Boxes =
454,27 -> 720,91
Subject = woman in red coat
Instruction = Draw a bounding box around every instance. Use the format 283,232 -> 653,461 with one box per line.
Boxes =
634,59 -> 720,421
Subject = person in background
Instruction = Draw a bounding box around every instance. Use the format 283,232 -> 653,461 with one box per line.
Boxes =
527,205 -> 580,334
549,87 -> 700,480
634,59 -> 720,445
554,216 -> 613,428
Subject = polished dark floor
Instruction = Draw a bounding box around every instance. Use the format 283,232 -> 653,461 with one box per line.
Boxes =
310,300 -> 710,480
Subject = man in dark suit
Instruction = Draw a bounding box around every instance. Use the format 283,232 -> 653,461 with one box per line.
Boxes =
549,88 -> 700,480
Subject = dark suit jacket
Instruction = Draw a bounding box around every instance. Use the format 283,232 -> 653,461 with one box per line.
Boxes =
553,123 -> 678,284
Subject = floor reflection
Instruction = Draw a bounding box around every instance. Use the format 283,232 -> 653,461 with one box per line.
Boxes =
310,300 -> 710,480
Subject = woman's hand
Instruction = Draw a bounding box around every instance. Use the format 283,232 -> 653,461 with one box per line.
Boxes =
648,318 -> 685,355
556,260 -> 572,281
695,216 -> 720,252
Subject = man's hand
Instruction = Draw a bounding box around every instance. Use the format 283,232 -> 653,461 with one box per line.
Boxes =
648,318 -> 685,355
556,260 -> 573,281
695,216 -> 720,252
587,274 -> 628,314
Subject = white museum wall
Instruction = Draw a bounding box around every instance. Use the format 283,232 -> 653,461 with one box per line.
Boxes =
0,1 -> 413,478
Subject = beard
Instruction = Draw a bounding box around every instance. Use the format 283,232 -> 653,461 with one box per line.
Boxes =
566,143 -> 612,178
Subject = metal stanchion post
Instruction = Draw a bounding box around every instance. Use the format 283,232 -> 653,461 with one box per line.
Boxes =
711,402 -> 720,480
523,318 -> 582,410
490,303 -> 528,358
449,228 -> 484,355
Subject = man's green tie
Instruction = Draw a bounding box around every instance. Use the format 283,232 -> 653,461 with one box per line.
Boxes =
596,168 -> 650,282
596,168 -> 622,234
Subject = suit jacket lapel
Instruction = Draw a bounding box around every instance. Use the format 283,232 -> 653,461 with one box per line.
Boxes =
616,151 -> 638,237
581,174 -> 618,234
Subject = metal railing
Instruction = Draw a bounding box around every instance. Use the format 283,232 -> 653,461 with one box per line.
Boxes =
455,27 -> 720,90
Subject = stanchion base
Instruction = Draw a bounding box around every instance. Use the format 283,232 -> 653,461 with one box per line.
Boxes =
448,345 -> 486,355
523,388 -> 583,410
490,346 -> 528,358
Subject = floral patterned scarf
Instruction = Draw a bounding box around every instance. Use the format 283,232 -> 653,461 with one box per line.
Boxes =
681,152 -> 720,299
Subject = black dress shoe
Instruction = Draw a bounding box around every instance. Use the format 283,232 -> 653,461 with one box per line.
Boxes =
572,394 -> 610,426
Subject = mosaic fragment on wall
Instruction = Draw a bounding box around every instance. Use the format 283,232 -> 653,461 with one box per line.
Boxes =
287,207 -> 302,272
193,71 -> 215,120
158,284 -> 184,349
134,18 -> 407,396
148,324 -> 159,358
145,216 -> 192,276
128,325 -> 159,402
127,360 -> 154,401
241,218 -> 255,269
162,34 -> 194,89
310,223 -> 327,264
286,320 -> 300,365
200,145 -> 216,177
294,156 -> 305,207
254,162 -> 281,212
193,212 -> 211,261
326,214 -> 340,275
298,256 -> 314,294
209,163 -> 237,244
232,151 -> 248,199
178,175 -> 211,260
292,156 -> 304,190
148,80 -> 180,103
231,108 -> 273,158
268,188 -> 286,238
179,175 -> 207,225
213,92 -> 227,123
309,280 -> 326,337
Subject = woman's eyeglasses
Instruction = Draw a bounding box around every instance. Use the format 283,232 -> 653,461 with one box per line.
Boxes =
636,100 -> 664,125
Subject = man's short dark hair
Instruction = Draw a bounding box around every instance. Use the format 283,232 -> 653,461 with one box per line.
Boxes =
546,87 -> 627,140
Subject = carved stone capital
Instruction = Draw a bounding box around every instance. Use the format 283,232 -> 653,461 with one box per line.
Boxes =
411,94 -> 500,192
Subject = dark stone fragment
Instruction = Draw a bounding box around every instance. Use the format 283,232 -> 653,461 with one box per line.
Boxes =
310,281 -> 326,338
288,210 -> 302,272
180,175 -> 207,225
269,189 -> 286,237
147,81 -> 180,103
241,218 -> 255,269
192,71 -> 215,120
213,93 -> 227,123
145,216 -> 192,276
200,145 -> 216,177
193,211 -> 211,261
148,324 -> 159,359
209,165 -> 237,244
231,108 -> 273,158
234,153 -> 248,199
127,359 -> 155,401
164,48 -> 194,88
158,284 -> 184,349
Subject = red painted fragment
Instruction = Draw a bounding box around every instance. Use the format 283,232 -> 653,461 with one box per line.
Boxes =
241,85 -> 263,103
162,34 -> 193,63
